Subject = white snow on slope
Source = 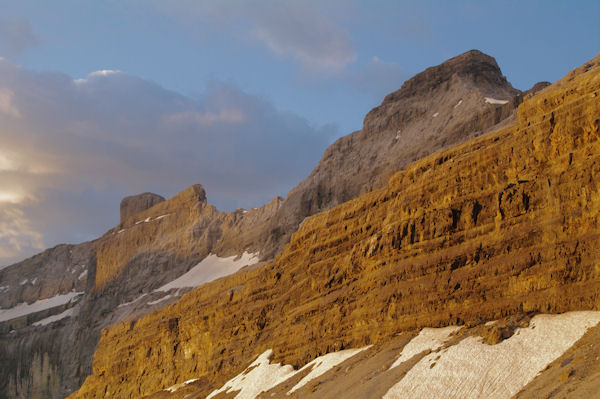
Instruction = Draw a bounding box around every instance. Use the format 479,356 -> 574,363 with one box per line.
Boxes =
78,270 -> 87,280
384,311 -> 600,399
206,346 -> 371,399
117,293 -> 147,308
156,252 -> 259,292
484,97 -> 509,105
0,291 -> 84,322
288,346 -> 371,393
206,350 -> 297,399
147,293 -> 177,305
454,99 -> 463,108
164,378 -> 200,393
432,112 -> 439,117
389,326 -> 460,369
32,307 -> 75,326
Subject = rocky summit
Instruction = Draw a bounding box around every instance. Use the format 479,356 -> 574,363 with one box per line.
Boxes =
1,50 -> 599,399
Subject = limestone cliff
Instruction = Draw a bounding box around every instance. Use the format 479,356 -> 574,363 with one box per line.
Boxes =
70,54 -> 600,398
257,50 -> 522,259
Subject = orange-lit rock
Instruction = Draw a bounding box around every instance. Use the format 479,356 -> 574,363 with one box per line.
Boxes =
70,55 -> 600,398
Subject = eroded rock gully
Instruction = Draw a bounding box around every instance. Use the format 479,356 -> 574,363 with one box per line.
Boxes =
70,55 -> 600,398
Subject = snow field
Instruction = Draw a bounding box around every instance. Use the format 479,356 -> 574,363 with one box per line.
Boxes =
383,311 -> 600,399
389,325 -> 461,369
0,291 -> 84,322
156,252 -> 258,291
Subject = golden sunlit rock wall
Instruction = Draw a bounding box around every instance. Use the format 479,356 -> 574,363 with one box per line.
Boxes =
71,56 -> 600,398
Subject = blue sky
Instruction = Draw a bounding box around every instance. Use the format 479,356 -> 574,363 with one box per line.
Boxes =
0,0 -> 598,266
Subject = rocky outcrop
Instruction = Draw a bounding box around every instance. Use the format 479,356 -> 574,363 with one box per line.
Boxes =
0,184 -> 281,399
257,50 -> 522,259
120,192 -> 165,224
70,54 -> 600,398
0,243 -> 93,310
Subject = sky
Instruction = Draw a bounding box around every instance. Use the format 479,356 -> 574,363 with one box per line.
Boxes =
0,0 -> 598,267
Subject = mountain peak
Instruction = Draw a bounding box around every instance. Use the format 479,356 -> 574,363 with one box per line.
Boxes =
382,50 -> 512,104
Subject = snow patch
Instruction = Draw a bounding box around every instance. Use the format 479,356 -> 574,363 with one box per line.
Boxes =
207,349 -> 297,399
78,270 -> 88,280
384,311 -> 600,399
206,346 -> 371,399
432,112 -> 439,117
288,346 -> 371,393
165,378 -> 200,393
156,252 -> 259,292
454,99 -> 463,108
0,285 -> 9,293
32,307 -> 75,326
147,293 -> 176,306
31,277 -> 38,285
390,326 -> 460,369
0,292 -> 84,322
117,293 -> 147,308
20,279 -> 28,285
485,97 -> 509,105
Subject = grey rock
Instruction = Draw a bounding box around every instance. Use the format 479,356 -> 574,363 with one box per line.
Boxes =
120,192 -> 165,224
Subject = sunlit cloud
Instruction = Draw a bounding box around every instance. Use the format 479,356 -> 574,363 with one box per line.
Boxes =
0,57 -> 334,266
0,207 -> 45,266
74,69 -> 122,85
0,191 -> 25,204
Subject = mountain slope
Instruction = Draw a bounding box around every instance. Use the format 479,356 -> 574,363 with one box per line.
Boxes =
69,53 -> 600,398
0,49 -> 530,399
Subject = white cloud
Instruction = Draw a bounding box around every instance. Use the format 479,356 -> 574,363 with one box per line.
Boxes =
75,69 -> 122,85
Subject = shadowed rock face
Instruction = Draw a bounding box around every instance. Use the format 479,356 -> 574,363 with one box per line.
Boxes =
69,54 -> 600,398
120,192 -> 166,224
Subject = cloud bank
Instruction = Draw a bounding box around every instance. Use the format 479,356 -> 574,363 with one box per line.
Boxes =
0,58 -> 334,267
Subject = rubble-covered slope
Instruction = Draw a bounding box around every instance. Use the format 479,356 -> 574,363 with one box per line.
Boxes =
70,54 -> 600,398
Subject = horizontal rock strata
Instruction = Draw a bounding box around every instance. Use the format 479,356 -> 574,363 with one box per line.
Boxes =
70,55 -> 600,398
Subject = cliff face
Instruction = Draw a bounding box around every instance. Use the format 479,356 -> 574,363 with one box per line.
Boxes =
70,55 -> 600,398
120,192 -> 166,225
258,50 -> 522,259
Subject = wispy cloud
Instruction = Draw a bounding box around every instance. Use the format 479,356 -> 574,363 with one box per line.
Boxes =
0,17 -> 39,55
0,58 -> 334,266
153,0 -> 356,73
250,2 -> 356,72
